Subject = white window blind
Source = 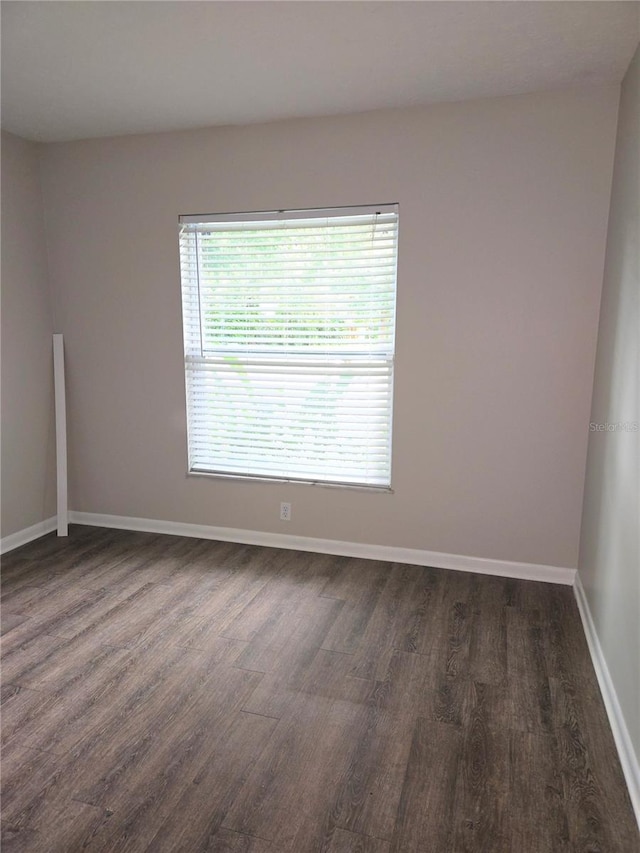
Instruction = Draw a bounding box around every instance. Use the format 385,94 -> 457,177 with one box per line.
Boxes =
178,204 -> 398,488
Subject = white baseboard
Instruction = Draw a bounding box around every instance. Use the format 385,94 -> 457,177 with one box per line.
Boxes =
67,510 -> 575,585
0,516 -> 58,555
574,573 -> 640,829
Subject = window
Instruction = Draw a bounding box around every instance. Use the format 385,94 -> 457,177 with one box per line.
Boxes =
178,204 -> 398,488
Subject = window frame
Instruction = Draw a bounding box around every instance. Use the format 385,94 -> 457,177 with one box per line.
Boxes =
178,203 -> 399,490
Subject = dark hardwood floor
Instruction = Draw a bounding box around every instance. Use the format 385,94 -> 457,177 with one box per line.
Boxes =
1,526 -> 638,852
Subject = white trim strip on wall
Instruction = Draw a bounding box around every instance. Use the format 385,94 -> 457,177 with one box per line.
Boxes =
574,573 -> 640,829
66,510 -> 575,585
53,333 -> 68,537
0,516 -> 57,555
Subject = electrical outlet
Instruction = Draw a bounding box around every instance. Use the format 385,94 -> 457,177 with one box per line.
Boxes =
280,502 -> 292,522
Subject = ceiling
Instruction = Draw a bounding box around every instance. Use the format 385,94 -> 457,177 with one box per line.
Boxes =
1,1 -> 638,143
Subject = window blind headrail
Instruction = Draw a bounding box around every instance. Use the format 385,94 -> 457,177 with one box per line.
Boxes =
181,224 -> 397,239
180,204 -> 398,226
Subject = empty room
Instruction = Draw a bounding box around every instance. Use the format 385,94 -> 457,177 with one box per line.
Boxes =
1,2 -> 639,851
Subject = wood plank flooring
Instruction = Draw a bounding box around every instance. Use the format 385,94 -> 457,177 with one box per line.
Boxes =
1,526 -> 638,852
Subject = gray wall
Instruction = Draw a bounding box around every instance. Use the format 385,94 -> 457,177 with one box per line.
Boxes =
1,132 -> 56,538
578,47 -> 640,764
38,86 -> 620,568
